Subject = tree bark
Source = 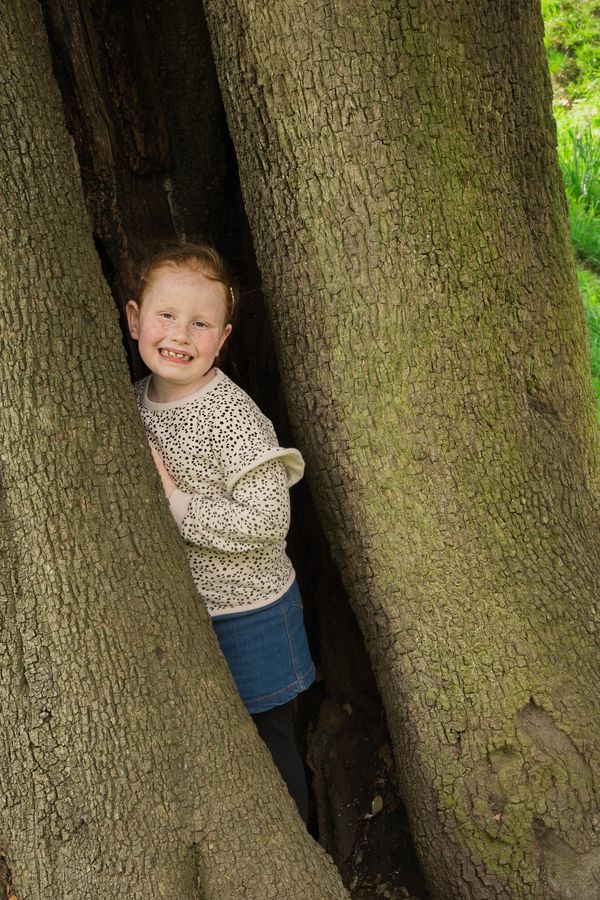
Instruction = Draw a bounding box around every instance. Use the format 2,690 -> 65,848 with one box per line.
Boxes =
202,1 -> 600,897
0,3 -> 348,897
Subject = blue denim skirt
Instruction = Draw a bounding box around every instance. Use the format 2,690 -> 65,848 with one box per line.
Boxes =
211,580 -> 315,715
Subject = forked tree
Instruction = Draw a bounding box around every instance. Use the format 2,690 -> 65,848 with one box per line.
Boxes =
1,0 -> 599,898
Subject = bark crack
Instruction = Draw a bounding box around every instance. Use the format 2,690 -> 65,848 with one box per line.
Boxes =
0,854 -> 15,900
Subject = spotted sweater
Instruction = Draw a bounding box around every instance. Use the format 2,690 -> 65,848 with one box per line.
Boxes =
134,368 -> 304,616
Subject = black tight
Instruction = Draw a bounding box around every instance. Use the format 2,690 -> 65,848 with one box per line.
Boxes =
251,700 -> 308,823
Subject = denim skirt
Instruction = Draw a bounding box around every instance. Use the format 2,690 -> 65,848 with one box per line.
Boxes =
211,580 -> 315,715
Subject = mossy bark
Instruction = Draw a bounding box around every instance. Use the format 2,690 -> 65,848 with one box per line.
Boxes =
0,3 -> 348,897
203,1 -> 600,897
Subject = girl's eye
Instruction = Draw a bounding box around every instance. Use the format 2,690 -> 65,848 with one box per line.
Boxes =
159,312 -> 174,320
193,320 -> 207,329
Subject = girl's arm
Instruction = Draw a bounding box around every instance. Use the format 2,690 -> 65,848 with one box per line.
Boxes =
168,458 -> 291,554
150,445 -> 177,498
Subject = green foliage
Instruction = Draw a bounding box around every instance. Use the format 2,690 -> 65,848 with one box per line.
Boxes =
542,0 -> 600,416
559,128 -> 600,269
559,128 -> 600,210
568,196 -> 600,269
542,0 -> 600,107
578,268 -> 600,416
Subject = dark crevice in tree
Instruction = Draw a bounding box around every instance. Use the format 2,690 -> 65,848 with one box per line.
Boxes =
39,1 -> 428,894
0,855 -> 13,900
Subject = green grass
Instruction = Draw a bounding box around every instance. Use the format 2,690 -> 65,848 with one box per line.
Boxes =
568,197 -> 600,269
559,128 -> 600,269
578,268 -> 600,416
542,1 -> 600,106
542,0 -> 600,416
559,128 -> 600,211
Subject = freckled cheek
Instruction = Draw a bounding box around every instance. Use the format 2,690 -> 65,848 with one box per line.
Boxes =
140,322 -> 170,346
194,333 -> 222,354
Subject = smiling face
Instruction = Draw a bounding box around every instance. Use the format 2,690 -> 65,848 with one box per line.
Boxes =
126,264 -> 232,402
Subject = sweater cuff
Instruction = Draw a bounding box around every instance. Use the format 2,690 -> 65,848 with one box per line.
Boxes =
169,489 -> 193,527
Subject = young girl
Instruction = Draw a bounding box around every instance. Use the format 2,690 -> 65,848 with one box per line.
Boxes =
126,243 -> 315,822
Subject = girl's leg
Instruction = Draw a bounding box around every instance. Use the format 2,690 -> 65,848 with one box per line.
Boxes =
251,700 -> 309,823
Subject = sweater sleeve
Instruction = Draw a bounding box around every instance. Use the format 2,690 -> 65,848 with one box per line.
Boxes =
213,394 -> 304,492
169,457 -> 292,553
165,383 -> 304,553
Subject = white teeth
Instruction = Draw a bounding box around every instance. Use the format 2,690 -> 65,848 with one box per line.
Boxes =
160,349 -> 192,361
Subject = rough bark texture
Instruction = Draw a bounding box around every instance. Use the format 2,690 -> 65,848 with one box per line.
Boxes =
0,3 -> 348,897
202,1 -> 600,897
38,1 -> 427,894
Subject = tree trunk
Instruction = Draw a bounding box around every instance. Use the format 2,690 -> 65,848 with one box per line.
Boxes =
0,3 -> 347,897
202,1 -> 600,897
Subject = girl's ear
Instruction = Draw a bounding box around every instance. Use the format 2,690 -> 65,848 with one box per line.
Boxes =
125,300 -> 140,339
214,323 -> 232,367
218,323 -> 233,353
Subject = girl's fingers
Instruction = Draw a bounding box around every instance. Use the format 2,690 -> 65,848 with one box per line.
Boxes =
149,444 -> 162,464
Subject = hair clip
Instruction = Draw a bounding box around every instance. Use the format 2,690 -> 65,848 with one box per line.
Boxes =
230,286 -> 235,309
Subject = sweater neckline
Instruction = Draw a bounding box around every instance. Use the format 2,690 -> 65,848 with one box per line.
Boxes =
142,368 -> 225,411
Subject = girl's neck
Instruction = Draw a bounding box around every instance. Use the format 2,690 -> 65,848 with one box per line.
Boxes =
147,367 -> 217,403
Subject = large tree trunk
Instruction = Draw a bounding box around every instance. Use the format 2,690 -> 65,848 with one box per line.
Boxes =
203,1 -> 600,897
0,3 -> 348,897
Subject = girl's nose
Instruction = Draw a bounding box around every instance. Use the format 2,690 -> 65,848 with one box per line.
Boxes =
171,321 -> 190,341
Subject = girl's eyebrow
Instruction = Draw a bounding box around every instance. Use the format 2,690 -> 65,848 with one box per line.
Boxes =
154,304 -> 218,324
150,298 -> 175,308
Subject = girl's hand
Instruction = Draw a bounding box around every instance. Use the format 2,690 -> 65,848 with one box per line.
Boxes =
149,443 -> 177,499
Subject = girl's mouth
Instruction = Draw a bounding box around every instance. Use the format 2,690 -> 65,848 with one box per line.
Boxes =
159,348 -> 193,362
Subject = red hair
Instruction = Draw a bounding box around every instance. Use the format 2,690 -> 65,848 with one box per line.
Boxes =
138,242 -> 235,323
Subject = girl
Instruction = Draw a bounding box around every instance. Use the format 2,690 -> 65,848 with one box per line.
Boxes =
126,242 -> 315,822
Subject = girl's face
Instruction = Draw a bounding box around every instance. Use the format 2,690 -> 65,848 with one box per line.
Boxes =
126,265 -> 232,402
